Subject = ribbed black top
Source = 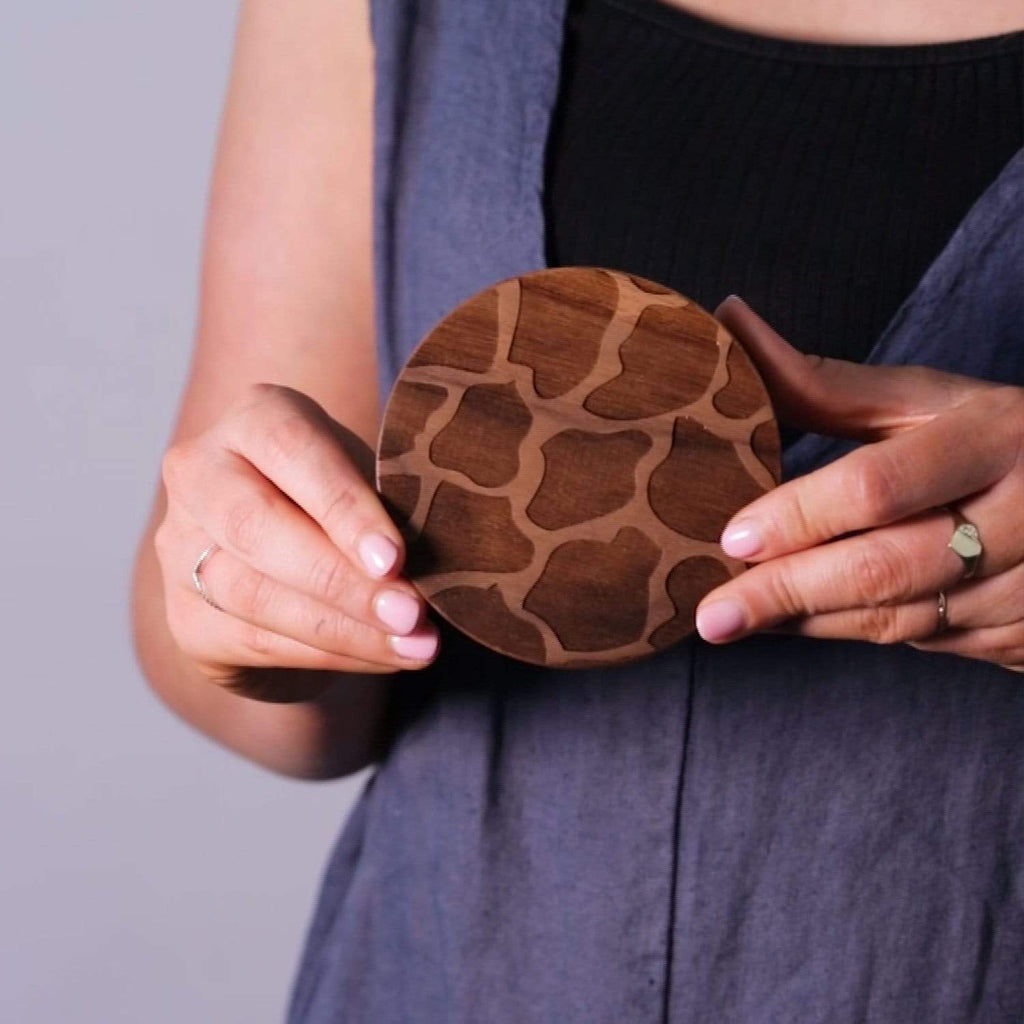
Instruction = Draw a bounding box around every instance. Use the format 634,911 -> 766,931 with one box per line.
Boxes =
544,0 -> 1024,363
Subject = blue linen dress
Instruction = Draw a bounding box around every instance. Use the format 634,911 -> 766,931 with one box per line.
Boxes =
287,2 -> 1024,1019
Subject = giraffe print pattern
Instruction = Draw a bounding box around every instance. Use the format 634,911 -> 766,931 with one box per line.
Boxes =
377,267 -> 780,667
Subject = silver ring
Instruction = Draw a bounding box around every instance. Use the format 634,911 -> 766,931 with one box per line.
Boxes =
946,506 -> 983,580
192,542 -> 222,611
936,591 -> 949,633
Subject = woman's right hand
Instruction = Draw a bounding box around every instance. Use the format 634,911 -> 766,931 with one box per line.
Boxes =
154,383 -> 439,695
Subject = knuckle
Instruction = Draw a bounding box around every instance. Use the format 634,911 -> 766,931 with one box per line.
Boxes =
250,381 -> 279,399
852,455 -> 904,524
228,569 -> 272,622
263,409 -> 318,465
847,538 -> 912,605
856,605 -> 905,645
320,484 -> 360,534
160,442 -> 193,493
309,552 -> 354,606
311,611 -> 360,654
245,381 -> 281,407
152,519 -> 174,562
764,566 -> 805,619
222,495 -> 270,556
797,353 -> 832,397
785,488 -> 818,545
241,624 -> 277,661
244,382 -> 311,418
228,382 -> 286,424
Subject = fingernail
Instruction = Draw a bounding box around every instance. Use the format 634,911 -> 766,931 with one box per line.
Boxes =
721,519 -> 764,559
375,590 -> 421,635
696,601 -> 746,642
390,630 -> 439,662
358,533 -> 398,577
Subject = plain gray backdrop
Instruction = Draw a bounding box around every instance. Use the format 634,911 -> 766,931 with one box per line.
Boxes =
1,4 -> 367,1020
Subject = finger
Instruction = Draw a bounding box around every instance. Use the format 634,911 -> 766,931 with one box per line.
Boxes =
714,294 -> 991,441
908,622 -> 1024,672
773,561 -> 1024,643
170,596 -> 436,677
716,386 -> 1021,562
224,384 -> 406,578
165,445 -> 425,632
186,541 -> 439,669
696,503 -> 1021,643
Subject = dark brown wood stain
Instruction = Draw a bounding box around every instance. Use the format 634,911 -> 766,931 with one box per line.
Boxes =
377,267 -> 779,667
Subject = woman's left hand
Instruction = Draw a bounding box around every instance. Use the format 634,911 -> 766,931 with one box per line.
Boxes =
694,296 -> 1024,672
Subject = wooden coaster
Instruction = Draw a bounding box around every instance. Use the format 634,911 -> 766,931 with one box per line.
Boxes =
376,267 -> 780,668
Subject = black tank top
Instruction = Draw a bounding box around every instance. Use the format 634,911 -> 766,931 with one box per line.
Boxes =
544,0 -> 1024,364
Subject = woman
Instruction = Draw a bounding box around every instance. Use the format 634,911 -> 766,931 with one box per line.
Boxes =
132,0 -> 1024,1019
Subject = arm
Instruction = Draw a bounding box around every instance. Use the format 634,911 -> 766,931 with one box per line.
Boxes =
131,0 -> 419,780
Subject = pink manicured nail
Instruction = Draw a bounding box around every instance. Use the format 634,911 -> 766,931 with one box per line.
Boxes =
696,601 -> 746,642
358,533 -> 398,577
375,590 -> 421,635
390,630 -> 439,662
721,519 -> 764,559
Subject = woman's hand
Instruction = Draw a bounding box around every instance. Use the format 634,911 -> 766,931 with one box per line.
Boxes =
695,296 -> 1024,672
155,383 -> 439,697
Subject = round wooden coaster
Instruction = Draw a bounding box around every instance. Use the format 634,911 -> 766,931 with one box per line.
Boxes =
376,266 -> 780,668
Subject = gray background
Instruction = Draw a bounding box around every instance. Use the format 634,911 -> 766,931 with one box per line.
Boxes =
1,4 -> 366,1020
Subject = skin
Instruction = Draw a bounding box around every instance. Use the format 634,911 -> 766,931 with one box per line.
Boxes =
131,0 -> 1024,782
698,298 -> 1024,673
666,0 -> 1024,669
132,0 -> 428,780
661,0 -> 1024,43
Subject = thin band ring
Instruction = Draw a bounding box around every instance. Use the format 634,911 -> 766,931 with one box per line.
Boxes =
192,542 -> 223,612
936,590 -> 949,634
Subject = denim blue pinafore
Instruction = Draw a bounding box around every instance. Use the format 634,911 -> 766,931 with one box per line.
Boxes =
288,2 -> 1024,1020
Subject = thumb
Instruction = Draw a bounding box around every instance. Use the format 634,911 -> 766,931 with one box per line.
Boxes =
713,294 -> 986,441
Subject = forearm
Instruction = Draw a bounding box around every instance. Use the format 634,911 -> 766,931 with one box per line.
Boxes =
131,498 -> 390,781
